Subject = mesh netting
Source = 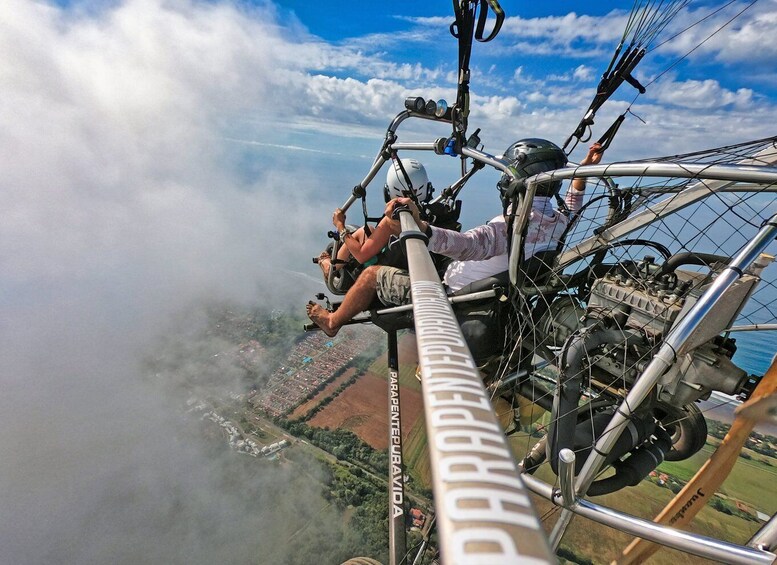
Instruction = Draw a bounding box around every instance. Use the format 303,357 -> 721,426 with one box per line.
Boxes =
488,135 -> 777,496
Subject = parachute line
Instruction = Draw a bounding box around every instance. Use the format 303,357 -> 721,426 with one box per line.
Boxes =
641,0 -> 760,91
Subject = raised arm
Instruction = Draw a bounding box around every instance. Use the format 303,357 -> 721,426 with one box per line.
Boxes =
332,204 -> 399,265
387,197 -> 508,262
427,221 -> 507,261
566,142 -> 604,213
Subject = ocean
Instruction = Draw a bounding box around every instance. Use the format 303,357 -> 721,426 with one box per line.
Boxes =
732,330 -> 776,377
702,330 -> 777,435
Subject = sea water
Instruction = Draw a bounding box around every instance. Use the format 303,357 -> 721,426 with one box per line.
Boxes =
732,330 -> 777,376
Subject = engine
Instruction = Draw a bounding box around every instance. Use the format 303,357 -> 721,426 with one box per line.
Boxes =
526,251 -> 771,492
544,252 -> 770,406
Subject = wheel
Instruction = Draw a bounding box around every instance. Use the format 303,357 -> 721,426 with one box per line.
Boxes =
655,402 -> 708,462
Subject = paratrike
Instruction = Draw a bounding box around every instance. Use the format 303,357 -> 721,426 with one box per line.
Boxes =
304,2 -> 777,564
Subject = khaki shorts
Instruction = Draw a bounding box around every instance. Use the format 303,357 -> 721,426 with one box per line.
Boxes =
376,266 -> 412,306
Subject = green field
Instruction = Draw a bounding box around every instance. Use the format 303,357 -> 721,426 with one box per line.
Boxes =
658,441 -> 777,515
353,339 -> 777,563
367,334 -> 423,392
403,413 -> 431,488
399,408 -> 776,564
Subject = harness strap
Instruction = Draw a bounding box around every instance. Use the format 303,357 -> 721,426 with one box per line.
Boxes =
597,114 -> 626,152
475,0 -> 504,42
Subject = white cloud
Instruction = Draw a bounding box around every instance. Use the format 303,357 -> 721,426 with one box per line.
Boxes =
471,95 -> 523,120
372,61 -> 443,82
3,3 -> 777,562
654,0 -> 777,67
0,0 -> 324,301
545,64 -> 595,83
573,64 -> 594,82
491,1 -> 777,84
498,11 -> 627,57
649,77 -> 754,109
0,1 -> 342,561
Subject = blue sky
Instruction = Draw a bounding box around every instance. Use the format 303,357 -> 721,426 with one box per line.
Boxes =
2,0 -> 775,333
230,0 -> 777,214
259,0 -> 777,157
2,0 -> 775,314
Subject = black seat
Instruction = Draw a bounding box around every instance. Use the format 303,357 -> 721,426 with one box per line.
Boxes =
368,270 -> 509,359
451,270 -> 511,296
370,250 -> 559,363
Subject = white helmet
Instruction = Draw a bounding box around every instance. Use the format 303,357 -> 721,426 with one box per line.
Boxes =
384,158 -> 433,202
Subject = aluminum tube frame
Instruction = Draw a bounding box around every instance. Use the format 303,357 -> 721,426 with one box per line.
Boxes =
390,142 -> 442,152
508,180 -> 538,286
411,541 -> 428,565
546,161 -> 777,268
520,473 -> 777,565
341,153 -> 389,213
342,139 -> 441,211
558,449 -> 576,508
375,138 -> 777,222
340,106 -> 455,213
714,183 -> 777,192
386,110 -> 412,135
727,324 -> 777,332
750,513 -> 777,552
374,289 -> 500,316
549,215 -> 777,547
397,209 -> 555,564
531,162 -> 777,186
460,146 -> 513,174
386,109 -> 453,135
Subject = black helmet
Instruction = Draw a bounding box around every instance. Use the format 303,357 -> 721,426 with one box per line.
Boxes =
499,138 -> 568,200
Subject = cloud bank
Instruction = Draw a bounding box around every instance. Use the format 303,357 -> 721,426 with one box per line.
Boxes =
0,1 -> 336,563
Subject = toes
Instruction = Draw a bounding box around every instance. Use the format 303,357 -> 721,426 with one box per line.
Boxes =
305,302 -> 337,337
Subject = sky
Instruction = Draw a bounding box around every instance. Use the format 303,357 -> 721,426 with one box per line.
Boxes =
2,0 -> 777,563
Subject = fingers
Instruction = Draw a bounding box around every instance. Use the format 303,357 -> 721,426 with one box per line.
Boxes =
392,197 -> 412,207
332,208 -> 346,229
385,197 -> 412,216
581,142 -> 605,166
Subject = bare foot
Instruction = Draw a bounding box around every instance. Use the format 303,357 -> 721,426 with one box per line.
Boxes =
306,301 -> 339,337
317,251 -> 331,279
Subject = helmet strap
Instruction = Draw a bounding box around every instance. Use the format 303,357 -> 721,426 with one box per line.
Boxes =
361,192 -> 381,232
391,154 -> 423,209
393,155 -> 414,193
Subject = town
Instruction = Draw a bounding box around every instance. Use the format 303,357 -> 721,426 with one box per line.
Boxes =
249,325 -> 384,418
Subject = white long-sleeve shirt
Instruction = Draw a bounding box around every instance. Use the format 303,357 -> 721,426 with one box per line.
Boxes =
430,188 -> 585,291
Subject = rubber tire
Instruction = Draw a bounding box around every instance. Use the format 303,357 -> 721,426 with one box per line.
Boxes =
656,402 -> 708,462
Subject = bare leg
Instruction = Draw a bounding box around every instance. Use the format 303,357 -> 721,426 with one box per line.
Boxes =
307,265 -> 380,337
